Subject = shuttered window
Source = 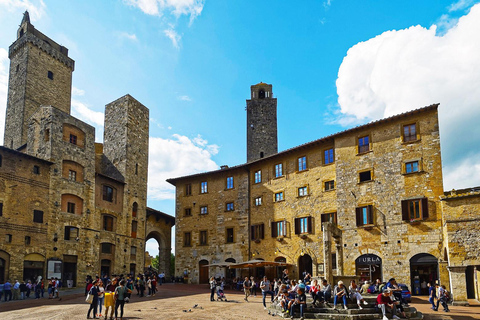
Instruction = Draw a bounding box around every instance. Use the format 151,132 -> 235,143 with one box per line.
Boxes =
294,217 -> 313,234
251,224 -> 264,241
355,205 -> 374,226
271,221 -> 287,237
401,198 -> 429,221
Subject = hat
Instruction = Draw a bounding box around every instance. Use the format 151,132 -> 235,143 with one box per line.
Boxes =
338,280 -> 343,285
364,281 -> 369,284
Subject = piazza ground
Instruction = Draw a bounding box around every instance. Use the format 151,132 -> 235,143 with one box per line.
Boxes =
0,284 -> 479,320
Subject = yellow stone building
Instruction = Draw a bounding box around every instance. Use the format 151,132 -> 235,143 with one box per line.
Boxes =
168,83 -> 478,305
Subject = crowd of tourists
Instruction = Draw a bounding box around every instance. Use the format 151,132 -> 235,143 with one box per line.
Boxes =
0,277 -> 62,301
217,270 -> 452,320
85,269 -> 167,320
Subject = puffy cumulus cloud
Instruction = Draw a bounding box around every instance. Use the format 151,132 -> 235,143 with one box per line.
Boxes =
148,134 -> 219,200
0,0 -> 46,21
0,48 -> 8,142
335,4 -> 480,190
124,0 -> 204,23
164,28 -> 181,48
443,153 -> 480,191
71,99 -> 105,142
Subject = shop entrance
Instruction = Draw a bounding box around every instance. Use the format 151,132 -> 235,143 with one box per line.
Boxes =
23,253 -> 45,282
409,253 -> 438,295
355,254 -> 382,282
298,254 -> 313,278
63,255 -> 77,287
0,257 -> 5,283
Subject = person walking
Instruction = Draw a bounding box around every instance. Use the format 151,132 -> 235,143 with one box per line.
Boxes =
209,276 -> 216,301
114,279 -> 132,320
87,280 -> 100,319
3,279 -> 12,301
260,276 -> 275,310
243,276 -> 252,302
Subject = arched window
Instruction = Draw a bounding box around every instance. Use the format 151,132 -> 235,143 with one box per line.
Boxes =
259,89 -> 265,99
132,202 -> 138,217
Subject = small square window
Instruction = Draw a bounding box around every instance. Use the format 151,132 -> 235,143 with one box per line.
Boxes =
254,170 -> 262,184
226,177 -> 234,189
298,186 -> 308,197
48,71 -> 54,80
275,164 -> 283,177
67,202 -> 75,214
33,165 -> 40,174
274,191 -> 284,202
69,134 -> 77,145
298,156 -> 307,171
33,210 -> 43,223
103,185 -> 114,202
25,236 -> 31,245
5,234 -> 12,243
321,212 -> 337,225
200,206 -> 208,215
226,202 -> 234,211
69,170 -> 77,181
325,180 -> 335,191
403,124 -> 417,142
358,136 -> 370,153
359,170 -> 372,182
0,203 -> 3,216
16,64 -> 19,72
101,243 -> 112,254
405,161 -> 419,173
184,208 -> 192,216
255,197 -> 262,206
356,205 -> 374,226
200,181 -> 208,194
324,148 -> 334,165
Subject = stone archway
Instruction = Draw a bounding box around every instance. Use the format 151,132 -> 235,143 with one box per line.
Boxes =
145,208 -> 175,280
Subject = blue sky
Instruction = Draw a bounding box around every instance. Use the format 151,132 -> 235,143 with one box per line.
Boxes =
1,0 -> 480,256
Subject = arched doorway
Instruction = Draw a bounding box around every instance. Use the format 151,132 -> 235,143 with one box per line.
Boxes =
24,253 -> 45,282
199,259 -> 209,284
410,253 -> 438,295
275,256 -> 287,279
298,254 -> 312,279
355,254 -> 382,282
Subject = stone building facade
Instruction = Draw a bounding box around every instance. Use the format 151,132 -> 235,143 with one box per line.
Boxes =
0,12 -> 174,286
169,83 -> 478,305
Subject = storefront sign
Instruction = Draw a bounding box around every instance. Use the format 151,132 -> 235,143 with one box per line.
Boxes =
47,260 -> 62,279
355,254 -> 382,265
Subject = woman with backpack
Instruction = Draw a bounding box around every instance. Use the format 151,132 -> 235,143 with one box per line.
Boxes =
86,280 -> 99,319
114,279 -> 132,320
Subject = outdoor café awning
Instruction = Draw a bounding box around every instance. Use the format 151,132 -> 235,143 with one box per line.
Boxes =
229,259 -> 294,269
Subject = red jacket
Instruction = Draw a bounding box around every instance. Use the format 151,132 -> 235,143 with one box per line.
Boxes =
376,293 -> 391,305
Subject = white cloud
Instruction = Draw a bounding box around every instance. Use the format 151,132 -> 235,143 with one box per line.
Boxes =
119,32 -> 138,41
72,86 -> 85,96
323,0 -> 332,9
448,0 -> 476,12
444,154 -> 480,190
178,95 -> 191,101
71,99 -> 105,127
124,0 -> 204,23
0,0 -> 46,21
148,134 -> 219,200
164,28 -> 181,48
335,3 -> 480,190
0,48 -> 8,143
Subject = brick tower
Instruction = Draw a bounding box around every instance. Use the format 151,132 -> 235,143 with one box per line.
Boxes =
246,82 -> 278,162
4,11 -> 74,150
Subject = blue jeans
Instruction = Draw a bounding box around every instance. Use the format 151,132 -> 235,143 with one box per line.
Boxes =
323,291 -> 331,302
98,296 -> 104,314
334,294 -> 347,307
262,290 -> 274,308
290,303 -> 304,318
429,297 -> 435,309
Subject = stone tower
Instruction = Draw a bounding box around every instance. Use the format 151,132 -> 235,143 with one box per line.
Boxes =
246,82 -> 278,162
103,94 -> 149,252
4,11 -> 74,150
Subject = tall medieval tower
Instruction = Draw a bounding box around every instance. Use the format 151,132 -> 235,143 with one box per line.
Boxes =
246,82 -> 278,162
4,11 -> 74,150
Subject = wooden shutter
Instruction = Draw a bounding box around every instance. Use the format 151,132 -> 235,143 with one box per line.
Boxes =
260,224 -> 264,239
355,207 -> 363,226
271,222 -> 277,238
250,225 -> 255,240
368,205 -> 374,225
294,218 -> 300,234
401,200 -> 409,221
421,198 -> 429,219
307,216 -> 313,234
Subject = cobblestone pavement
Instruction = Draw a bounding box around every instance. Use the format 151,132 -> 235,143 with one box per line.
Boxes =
1,284 -> 479,320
